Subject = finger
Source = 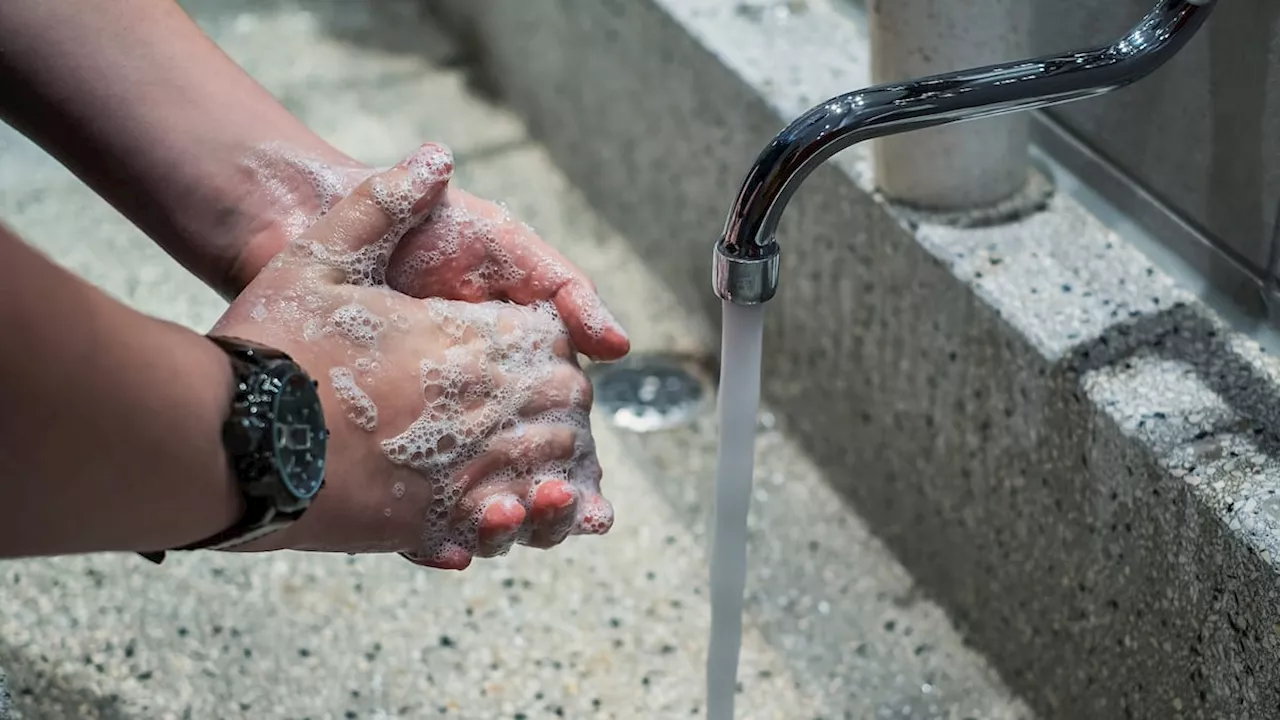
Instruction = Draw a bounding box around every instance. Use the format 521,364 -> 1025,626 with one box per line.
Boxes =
300,142 -> 453,257
518,363 -> 593,418
572,492 -> 615,536
482,302 -> 580,365
400,544 -> 471,571
387,199 -> 492,300
454,425 -> 578,491
474,494 -> 528,558
552,279 -> 631,362
388,189 -> 631,361
524,479 -> 579,549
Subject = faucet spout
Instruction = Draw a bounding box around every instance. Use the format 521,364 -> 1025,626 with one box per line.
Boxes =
713,0 -> 1217,305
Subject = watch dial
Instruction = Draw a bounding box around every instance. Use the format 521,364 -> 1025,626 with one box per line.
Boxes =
272,369 -> 328,499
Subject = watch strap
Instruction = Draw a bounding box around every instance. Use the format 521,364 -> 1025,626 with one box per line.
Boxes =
138,499 -> 302,564
138,335 -> 321,565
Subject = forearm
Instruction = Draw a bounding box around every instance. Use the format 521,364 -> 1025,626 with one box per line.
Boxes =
0,222 -> 243,558
0,0 -> 352,296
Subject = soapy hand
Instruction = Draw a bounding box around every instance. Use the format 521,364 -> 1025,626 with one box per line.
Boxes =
214,145 -> 613,569
233,144 -> 631,363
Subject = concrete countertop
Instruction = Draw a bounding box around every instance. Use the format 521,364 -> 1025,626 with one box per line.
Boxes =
0,2 -> 1030,718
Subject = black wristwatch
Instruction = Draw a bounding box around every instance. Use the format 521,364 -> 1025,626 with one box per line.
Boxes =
139,335 -> 329,564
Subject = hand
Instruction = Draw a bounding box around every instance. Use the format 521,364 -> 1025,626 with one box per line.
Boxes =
230,143 -> 631,363
213,144 -> 614,569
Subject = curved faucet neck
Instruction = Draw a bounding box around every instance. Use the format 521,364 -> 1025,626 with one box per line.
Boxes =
713,0 -> 1217,305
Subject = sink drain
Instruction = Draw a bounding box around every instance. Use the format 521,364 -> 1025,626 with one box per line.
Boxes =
587,353 -> 714,432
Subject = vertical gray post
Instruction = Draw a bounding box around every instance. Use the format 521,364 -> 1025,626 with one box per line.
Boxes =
869,0 -> 1032,210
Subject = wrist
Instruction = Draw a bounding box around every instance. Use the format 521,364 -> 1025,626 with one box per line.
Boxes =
138,326 -> 248,552
0,226 -> 254,558
215,144 -> 368,298
143,332 -> 333,561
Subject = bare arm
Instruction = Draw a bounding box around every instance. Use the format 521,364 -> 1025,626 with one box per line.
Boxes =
0,222 -> 243,558
0,0 -> 355,296
0,0 -> 633,362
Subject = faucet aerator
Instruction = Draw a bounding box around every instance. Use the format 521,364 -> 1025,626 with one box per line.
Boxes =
711,0 -> 1217,306
713,239 -> 781,306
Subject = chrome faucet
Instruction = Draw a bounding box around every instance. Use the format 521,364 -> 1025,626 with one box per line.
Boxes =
712,0 -> 1218,306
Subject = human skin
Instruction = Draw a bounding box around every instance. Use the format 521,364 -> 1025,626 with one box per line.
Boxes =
0,151 -> 612,567
0,0 -> 628,564
0,0 -> 630,362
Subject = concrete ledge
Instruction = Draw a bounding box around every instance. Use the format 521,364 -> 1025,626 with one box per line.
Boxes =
0,668 -> 11,720
431,1 -> 1280,717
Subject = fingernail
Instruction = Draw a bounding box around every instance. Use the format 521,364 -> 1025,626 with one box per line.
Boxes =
395,143 -> 455,213
479,496 -> 526,551
534,480 -> 578,516
574,494 -> 614,536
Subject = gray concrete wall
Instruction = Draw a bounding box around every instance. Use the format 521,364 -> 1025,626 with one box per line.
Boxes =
5,2 -> 1020,716
430,1 -> 1280,717
841,0 -> 1280,285
1038,1 -> 1280,279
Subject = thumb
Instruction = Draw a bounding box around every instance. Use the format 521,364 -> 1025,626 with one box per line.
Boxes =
298,143 -> 453,283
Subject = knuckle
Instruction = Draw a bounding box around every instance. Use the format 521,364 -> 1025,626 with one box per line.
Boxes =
552,337 -> 575,359
498,425 -> 575,467
545,426 -> 578,460
575,371 -> 594,410
551,363 -> 593,411
347,175 -> 392,214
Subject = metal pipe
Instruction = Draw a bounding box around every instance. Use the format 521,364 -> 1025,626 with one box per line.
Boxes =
712,0 -> 1218,306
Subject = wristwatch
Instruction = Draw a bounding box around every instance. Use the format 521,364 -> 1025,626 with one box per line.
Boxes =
139,335 -> 329,564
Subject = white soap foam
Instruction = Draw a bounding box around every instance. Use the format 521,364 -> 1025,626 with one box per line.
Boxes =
326,303 -> 385,348
292,144 -> 454,288
247,143 -> 623,343
328,366 -> 378,431
388,202 -> 529,295
474,494 -> 524,557
241,142 -> 613,564
241,143 -> 368,242
563,281 -> 625,342
377,298 -> 607,562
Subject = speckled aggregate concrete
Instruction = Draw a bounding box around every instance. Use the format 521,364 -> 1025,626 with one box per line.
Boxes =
0,1 -> 1032,718
0,669 -> 10,720
868,0 -> 1030,209
430,0 -> 1280,717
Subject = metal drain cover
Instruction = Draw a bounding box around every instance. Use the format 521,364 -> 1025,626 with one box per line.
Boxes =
587,354 -> 713,432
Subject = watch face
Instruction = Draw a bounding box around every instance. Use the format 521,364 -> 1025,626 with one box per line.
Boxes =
270,368 -> 328,500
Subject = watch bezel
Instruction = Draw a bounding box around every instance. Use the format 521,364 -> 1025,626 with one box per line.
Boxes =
224,357 -> 327,513
139,335 -> 329,564
268,363 -> 328,503
219,336 -> 328,513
